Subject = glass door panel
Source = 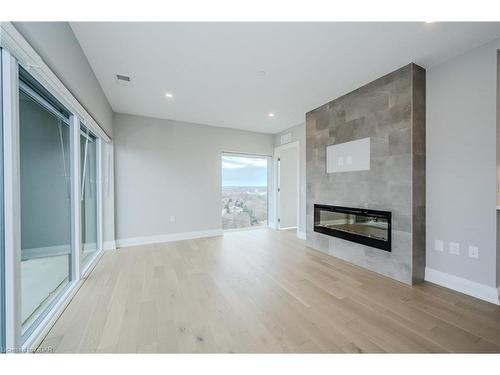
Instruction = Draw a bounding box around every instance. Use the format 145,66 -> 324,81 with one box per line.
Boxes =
19,82 -> 72,337
80,126 -> 98,270
221,154 -> 268,230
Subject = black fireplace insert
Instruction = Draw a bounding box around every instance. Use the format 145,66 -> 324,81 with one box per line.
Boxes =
314,204 -> 391,251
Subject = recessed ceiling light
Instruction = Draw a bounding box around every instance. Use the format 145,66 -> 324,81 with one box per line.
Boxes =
425,21 -> 434,24
268,113 -> 275,118
165,92 -> 173,98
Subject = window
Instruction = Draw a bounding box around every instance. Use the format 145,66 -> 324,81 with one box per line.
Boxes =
221,154 -> 269,230
19,70 -> 73,337
80,125 -> 99,270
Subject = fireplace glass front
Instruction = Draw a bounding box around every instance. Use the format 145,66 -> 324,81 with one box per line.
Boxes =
314,205 -> 391,251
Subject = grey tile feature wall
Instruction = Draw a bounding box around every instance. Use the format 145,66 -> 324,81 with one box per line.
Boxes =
411,65 -> 426,283
306,63 -> 426,285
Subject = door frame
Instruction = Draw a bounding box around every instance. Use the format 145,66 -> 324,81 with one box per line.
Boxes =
273,141 -> 300,234
2,48 -> 22,351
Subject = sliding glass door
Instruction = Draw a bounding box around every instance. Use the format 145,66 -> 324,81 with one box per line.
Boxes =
19,71 -> 72,337
0,45 -> 105,350
80,125 -> 99,270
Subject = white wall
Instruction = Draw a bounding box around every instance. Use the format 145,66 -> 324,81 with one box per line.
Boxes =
113,113 -> 274,242
427,38 -> 500,290
273,123 -> 306,237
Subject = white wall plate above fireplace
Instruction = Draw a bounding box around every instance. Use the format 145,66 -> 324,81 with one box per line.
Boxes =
326,137 -> 370,173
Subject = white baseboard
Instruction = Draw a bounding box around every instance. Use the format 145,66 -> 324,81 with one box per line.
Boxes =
425,267 -> 500,305
103,240 -> 116,251
279,226 -> 297,231
223,226 -> 267,233
116,229 -> 223,248
297,231 -> 306,240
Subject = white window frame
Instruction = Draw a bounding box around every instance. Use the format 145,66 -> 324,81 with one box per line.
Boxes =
2,48 -> 22,351
1,23 -> 106,352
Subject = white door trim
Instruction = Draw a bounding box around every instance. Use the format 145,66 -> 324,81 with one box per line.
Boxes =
273,141 -> 300,236
2,48 -> 22,350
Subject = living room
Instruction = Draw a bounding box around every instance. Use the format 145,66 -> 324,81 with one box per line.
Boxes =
1,0 -> 500,373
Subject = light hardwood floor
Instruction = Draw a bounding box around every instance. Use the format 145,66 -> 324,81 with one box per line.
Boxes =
40,229 -> 500,353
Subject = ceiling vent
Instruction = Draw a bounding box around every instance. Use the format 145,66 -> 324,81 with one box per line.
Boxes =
115,74 -> 132,86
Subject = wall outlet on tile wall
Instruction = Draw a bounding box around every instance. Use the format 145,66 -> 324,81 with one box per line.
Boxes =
449,242 -> 460,255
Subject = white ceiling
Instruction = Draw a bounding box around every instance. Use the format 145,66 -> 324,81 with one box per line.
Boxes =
71,22 -> 500,134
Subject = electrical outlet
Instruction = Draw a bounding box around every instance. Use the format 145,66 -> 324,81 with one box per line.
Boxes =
468,245 -> 479,259
449,242 -> 460,255
434,239 -> 444,252
170,215 -> 175,223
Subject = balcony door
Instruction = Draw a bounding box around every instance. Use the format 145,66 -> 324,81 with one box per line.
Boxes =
221,153 -> 269,230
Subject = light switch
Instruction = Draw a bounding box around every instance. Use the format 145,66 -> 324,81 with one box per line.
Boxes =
346,155 -> 353,165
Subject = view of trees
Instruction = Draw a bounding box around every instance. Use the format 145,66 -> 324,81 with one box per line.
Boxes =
222,155 -> 268,230
222,186 -> 268,229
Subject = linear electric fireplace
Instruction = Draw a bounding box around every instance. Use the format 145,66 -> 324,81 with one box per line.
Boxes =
314,204 -> 391,251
